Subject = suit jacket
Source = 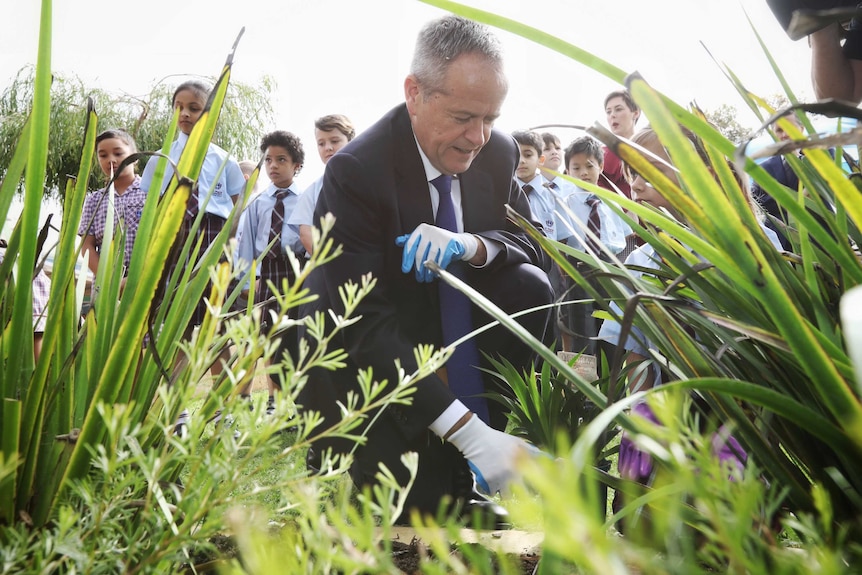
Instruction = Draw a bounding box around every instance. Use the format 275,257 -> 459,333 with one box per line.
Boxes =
753,154 -> 798,224
313,103 -> 550,439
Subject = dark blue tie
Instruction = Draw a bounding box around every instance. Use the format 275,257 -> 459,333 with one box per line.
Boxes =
431,174 -> 490,424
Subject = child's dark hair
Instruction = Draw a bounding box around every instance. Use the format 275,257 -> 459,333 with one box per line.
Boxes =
260,130 -> 305,166
95,128 -> 137,154
315,114 -> 356,141
540,132 -> 560,149
564,136 -> 603,168
512,129 -> 544,154
172,80 -> 211,106
604,89 -> 639,113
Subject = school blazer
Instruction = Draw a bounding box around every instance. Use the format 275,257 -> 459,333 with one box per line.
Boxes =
313,103 -> 550,438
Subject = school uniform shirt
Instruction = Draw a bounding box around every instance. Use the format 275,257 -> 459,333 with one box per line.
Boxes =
77,175 -> 146,269
597,222 -> 784,384
519,174 -> 563,241
139,131 -> 245,220
562,187 -> 630,254
542,176 -> 578,242
287,175 -> 323,228
235,182 -> 304,285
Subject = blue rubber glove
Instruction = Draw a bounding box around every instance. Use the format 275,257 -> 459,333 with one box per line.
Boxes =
446,414 -> 544,496
395,223 -> 479,283
618,401 -> 660,482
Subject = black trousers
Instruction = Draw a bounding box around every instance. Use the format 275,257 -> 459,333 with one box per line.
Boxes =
346,262 -> 554,518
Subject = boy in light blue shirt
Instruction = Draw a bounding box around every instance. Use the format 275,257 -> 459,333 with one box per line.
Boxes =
512,130 -> 571,242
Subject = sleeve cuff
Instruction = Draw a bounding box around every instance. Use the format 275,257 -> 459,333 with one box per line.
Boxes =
428,399 -> 470,437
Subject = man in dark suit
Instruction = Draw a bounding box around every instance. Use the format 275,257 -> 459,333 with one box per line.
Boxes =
752,152 -> 798,251
304,14 -> 554,526
751,113 -> 835,251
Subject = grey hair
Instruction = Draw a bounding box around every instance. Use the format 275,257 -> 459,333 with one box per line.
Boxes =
410,14 -> 505,94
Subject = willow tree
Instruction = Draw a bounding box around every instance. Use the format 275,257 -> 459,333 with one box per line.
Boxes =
0,66 -> 276,194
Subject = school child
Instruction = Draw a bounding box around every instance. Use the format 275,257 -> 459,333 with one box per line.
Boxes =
139,80 -> 245,433
140,79 -> 245,257
78,129 -> 146,278
512,130 -> 570,242
539,131 -> 577,193
236,130 -> 306,414
0,239 -> 50,362
287,114 -> 355,255
558,135 -> 629,353
562,136 -> 630,255
596,124 -> 783,528
513,129 -> 573,349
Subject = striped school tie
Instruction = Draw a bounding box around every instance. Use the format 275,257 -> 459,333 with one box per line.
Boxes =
268,188 -> 290,258
586,196 -> 602,254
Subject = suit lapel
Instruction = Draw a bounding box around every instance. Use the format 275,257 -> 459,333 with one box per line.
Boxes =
393,107 -> 434,233
781,157 -> 800,191
460,164 -> 499,233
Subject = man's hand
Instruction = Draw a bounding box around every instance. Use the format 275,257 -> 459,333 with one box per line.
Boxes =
446,413 -> 543,496
396,223 -> 479,282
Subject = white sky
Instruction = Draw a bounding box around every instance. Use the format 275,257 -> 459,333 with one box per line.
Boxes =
1,0 -> 813,189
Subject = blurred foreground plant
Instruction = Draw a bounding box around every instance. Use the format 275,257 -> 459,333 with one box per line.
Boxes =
0,2 -> 428,573
418,0 -> 862,571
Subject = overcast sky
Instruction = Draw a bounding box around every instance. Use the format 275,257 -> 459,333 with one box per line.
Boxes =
2,0 -> 813,189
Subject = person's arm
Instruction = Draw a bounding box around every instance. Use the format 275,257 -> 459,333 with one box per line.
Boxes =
472,177 -> 553,273
290,179 -> 323,256
234,199 -> 260,297
625,351 -> 654,394
299,224 -> 314,255
810,22 -> 862,103
80,234 -> 100,276
429,400 -> 543,495
465,236 -> 487,266
226,159 -> 246,207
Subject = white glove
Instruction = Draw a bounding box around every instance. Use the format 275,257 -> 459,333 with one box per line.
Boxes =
395,223 -> 479,283
446,414 -> 542,496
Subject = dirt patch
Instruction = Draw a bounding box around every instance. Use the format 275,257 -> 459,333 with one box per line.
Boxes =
191,532 -> 542,574
388,527 -> 543,574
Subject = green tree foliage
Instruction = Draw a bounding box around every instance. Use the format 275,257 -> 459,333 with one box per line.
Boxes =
0,66 -> 275,194
705,103 -> 749,144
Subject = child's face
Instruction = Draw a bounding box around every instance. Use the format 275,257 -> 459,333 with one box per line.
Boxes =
173,89 -> 206,135
541,139 -> 563,172
605,96 -> 639,138
516,144 -> 543,182
315,128 -> 350,165
566,152 -> 603,187
96,137 -> 135,180
629,139 -> 675,212
264,145 -> 300,189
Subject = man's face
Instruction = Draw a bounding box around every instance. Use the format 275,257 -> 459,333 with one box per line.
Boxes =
405,52 -> 508,176
773,116 -> 802,141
